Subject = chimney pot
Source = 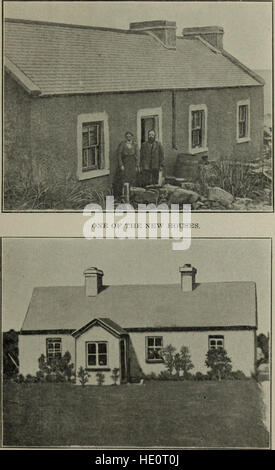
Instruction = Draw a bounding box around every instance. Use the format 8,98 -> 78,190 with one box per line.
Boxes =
83,267 -> 103,297
179,264 -> 197,292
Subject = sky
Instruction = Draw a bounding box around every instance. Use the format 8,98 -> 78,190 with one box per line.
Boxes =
2,238 -> 271,333
4,1 -> 272,70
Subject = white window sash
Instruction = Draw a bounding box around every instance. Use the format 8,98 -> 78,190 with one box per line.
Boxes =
236,99 -> 251,143
188,104 -> 208,154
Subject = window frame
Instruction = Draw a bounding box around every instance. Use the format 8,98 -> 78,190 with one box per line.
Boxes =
145,336 -> 163,363
236,99 -> 250,143
46,337 -> 62,361
208,335 -> 224,351
137,107 -> 163,148
188,104 -> 208,154
77,112 -> 110,180
86,341 -> 109,369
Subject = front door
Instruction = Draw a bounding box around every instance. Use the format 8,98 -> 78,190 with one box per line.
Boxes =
141,115 -> 159,143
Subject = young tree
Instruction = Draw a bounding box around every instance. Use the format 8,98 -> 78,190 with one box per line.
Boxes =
173,353 -> 182,377
96,371 -> 105,386
111,368 -> 120,385
160,344 -> 176,376
205,348 -> 232,381
77,366 -> 89,386
179,346 -> 194,379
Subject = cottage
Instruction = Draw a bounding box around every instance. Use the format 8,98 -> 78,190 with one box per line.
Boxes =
19,265 -> 257,383
4,18 -> 264,207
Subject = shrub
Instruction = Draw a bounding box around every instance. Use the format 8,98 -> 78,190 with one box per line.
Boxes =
37,351 -> 74,383
160,344 -> 176,376
96,372 -> 105,386
111,368 -> 120,385
158,370 -> 172,381
25,374 -> 37,384
142,372 -> 158,381
4,166 -> 114,211
193,372 -> 209,381
15,373 -> 25,384
179,346 -> 194,379
77,367 -> 89,386
229,370 -> 247,380
205,348 -> 232,381
198,158 -> 270,200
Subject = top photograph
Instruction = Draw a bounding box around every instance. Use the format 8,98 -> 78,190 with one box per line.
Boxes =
2,1 -> 273,212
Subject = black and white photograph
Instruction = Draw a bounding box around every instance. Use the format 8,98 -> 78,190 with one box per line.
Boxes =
2,1 -> 273,212
2,238 -> 271,448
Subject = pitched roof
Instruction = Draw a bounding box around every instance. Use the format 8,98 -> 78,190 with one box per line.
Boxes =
4,18 -> 262,96
72,317 -> 127,338
21,282 -> 257,332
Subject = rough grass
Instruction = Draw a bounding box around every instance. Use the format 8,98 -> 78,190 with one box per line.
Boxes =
3,380 -> 269,448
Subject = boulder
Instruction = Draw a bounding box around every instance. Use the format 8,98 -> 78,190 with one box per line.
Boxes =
181,182 -> 197,191
132,189 -> 159,205
168,188 -> 200,205
207,187 -> 233,208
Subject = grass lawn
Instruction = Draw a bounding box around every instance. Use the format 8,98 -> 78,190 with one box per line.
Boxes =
3,379 -> 269,448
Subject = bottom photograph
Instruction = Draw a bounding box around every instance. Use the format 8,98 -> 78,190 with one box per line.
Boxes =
2,238 -> 271,448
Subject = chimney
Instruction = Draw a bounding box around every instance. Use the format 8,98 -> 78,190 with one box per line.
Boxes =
179,264 -> 197,292
130,20 -> 176,50
83,267 -> 103,297
183,26 -> 224,50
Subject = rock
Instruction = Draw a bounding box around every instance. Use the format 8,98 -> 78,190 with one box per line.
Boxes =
234,197 -> 253,206
168,188 -> 200,205
181,182 -> 197,191
137,190 -> 159,205
163,184 -> 181,194
207,187 -> 234,208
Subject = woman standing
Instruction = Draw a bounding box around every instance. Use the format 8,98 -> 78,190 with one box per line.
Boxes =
117,131 -> 140,189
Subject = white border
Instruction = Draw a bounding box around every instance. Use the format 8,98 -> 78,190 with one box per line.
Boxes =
77,112 -> 110,181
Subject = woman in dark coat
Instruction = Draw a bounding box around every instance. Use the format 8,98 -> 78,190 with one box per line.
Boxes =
117,131 -> 140,188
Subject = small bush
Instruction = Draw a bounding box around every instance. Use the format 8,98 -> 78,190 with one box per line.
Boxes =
111,368 -> 120,385
158,370 -> 173,381
205,348 -> 232,381
229,370 -> 247,380
77,366 -> 89,387
96,372 -> 105,386
142,372 -> 158,381
25,374 -> 38,384
193,372 -> 209,381
15,373 -> 25,384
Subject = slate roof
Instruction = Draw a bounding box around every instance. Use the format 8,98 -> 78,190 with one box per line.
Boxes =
4,18 -> 262,96
21,282 -> 257,332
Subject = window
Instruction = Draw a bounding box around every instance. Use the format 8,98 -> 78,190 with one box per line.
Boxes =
46,338 -> 62,360
86,342 -> 108,368
82,122 -> 103,172
146,336 -> 163,362
237,99 -> 250,143
77,112 -> 110,180
137,107 -> 162,147
208,335 -> 224,350
189,104 -> 208,154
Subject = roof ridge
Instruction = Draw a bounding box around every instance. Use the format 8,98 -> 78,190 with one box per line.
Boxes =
4,17 -> 138,35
